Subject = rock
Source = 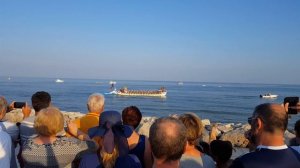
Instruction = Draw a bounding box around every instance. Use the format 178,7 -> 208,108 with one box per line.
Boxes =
217,124 -> 234,133
220,124 -> 250,148
4,109 -> 35,123
137,117 -> 157,137
284,130 -> 296,145
201,119 -> 210,126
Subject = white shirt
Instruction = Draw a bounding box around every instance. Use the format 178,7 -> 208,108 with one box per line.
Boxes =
256,145 -> 288,150
0,130 -> 12,168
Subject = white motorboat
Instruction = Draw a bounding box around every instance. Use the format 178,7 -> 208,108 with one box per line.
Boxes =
260,93 -> 278,99
55,79 -> 64,83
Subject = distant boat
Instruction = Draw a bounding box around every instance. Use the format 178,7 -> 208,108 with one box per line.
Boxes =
260,93 -> 278,99
8,77 -> 11,80
178,82 -> 184,85
110,87 -> 167,97
55,79 -> 64,83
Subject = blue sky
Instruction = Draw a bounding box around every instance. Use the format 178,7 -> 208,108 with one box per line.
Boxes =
1,1 -> 300,84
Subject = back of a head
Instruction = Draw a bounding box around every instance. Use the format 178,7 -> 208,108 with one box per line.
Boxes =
34,106 -> 64,136
31,91 -> 51,112
87,93 -> 105,113
0,96 -> 8,119
254,103 -> 288,134
210,140 -> 233,164
122,106 -> 142,129
178,112 -> 203,146
149,117 -> 187,162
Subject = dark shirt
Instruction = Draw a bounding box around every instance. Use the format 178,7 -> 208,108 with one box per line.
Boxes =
129,135 -> 146,167
230,147 -> 300,168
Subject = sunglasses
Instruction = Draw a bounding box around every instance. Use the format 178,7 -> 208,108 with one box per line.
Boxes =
248,116 -> 265,124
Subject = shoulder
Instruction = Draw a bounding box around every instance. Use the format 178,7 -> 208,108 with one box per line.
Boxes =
0,130 -> 11,145
79,153 -> 101,168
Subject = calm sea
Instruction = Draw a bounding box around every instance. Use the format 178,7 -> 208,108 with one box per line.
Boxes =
1,77 -> 300,128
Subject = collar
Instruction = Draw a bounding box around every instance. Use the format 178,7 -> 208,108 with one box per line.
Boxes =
256,145 -> 288,150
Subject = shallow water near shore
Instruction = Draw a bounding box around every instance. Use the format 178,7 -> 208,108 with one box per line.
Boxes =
1,77 -> 300,128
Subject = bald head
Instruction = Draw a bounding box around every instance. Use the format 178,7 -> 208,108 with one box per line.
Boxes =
253,103 -> 288,133
149,117 -> 187,162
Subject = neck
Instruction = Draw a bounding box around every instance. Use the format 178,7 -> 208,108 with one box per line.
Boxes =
153,159 -> 180,168
258,132 -> 285,146
184,143 -> 201,157
34,135 -> 57,145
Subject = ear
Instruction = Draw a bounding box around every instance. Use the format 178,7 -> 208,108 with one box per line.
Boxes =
256,118 -> 263,130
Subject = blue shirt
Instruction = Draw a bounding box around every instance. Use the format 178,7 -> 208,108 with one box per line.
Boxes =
230,146 -> 300,168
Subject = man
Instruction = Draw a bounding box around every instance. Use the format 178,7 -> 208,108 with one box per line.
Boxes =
72,93 -> 105,134
20,91 -> 51,142
230,103 -> 300,168
149,117 -> 187,168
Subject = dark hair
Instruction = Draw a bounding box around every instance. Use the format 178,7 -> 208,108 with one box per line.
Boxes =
210,140 -> 233,164
122,106 -> 142,129
254,103 -> 288,133
295,119 -> 300,137
149,117 -> 187,162
0,96 -> 8,118
31,91 -> 51,112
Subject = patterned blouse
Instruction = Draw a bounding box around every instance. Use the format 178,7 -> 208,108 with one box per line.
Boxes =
21,137 -> 96,168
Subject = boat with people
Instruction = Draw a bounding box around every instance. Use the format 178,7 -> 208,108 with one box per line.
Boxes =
260,93 -> 278,99
110,87 -> 167,97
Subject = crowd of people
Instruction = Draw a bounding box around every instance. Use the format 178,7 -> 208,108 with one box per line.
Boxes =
0,91 -> 300,168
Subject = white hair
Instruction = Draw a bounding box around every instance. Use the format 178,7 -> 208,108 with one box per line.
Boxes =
87,93 -> 105,113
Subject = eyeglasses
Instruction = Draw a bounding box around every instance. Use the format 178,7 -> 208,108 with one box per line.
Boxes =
248,116 -> 265,124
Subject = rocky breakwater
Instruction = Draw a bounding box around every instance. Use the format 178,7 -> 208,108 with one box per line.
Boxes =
137,117 -> 296,148
5,110 -> 296,148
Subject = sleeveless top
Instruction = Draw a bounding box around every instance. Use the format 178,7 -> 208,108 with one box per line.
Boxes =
129,135 -> 146,167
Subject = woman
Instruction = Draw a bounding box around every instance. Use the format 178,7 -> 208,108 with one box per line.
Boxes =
21,106 -> 96,168
122,106 -> 153,168
79,110 -> 142,168
178,113 -> 215,168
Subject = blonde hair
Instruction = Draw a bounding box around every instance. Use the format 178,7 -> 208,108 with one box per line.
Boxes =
34,106 -> 64,136
87,93 -> 105,113
178,112 -> 203,145
93,136 -> 119,168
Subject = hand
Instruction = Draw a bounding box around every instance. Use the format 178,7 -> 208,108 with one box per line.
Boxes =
22,103 -> 31,119
8,101 -> 15,112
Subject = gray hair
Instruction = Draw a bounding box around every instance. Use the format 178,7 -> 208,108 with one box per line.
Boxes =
87,93 -> 105,113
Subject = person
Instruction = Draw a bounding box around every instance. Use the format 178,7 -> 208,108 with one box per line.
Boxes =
230,103 -> 300,168
72,93 -> 105,134
0,96 -> 26,168
122,106 -> 153,168
79,110 -> 142,168
21,106 -> 96,168
290,119 -> 300,146
149,117 -> 187,168
0,97 -> 13,168
210,140 -> 233,168
20,91 -> 52,143
178,113 -> 215,168
0,128 -> 11,168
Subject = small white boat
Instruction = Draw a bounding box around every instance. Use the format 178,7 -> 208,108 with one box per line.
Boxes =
260,93 -> 278,99
55,79 -> 64,83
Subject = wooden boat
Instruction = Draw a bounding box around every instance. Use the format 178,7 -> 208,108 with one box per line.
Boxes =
111,87 -> 167,97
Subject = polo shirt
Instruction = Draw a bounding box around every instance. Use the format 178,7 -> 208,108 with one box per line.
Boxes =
230,145 -> 300,168
72,112 -> 100,134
